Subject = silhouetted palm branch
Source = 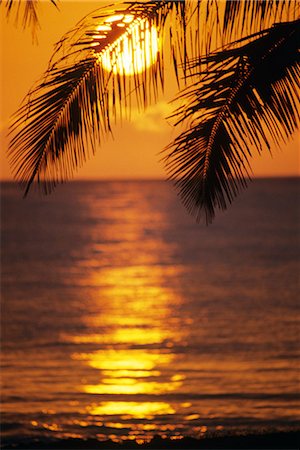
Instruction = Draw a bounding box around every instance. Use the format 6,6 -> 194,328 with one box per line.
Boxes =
222,0 -> 297,40
9,1 -> 190,194
164,19 -> 300,223
1,0 -> 58,38
199,0 -> 297,54
7,0 -> 300,222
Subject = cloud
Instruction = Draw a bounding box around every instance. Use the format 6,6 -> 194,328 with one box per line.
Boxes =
129,101 -> 174,133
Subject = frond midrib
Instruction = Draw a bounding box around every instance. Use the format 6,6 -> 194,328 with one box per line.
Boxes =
23,58 -> 97,195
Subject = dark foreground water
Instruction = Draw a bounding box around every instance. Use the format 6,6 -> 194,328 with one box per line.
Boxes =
1,179 -> 299,446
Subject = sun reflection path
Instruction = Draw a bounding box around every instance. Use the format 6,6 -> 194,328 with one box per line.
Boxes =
72,345 -> 183,396
67,262 -> 186,425
88,402 -> 175,419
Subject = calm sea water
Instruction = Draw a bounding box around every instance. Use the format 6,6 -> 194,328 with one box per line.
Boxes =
1,179 -> 299,446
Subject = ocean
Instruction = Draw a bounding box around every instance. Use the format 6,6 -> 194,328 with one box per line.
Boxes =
1,179 -> 299,446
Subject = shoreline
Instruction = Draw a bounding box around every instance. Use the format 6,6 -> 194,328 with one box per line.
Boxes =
3,431 -> 300,449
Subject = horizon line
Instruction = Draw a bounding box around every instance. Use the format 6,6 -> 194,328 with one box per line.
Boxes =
0,175 -> 299,183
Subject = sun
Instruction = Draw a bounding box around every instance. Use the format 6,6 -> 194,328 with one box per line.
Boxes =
94,15 -> 159,76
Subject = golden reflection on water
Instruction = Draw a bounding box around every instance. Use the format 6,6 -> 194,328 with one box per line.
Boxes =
88,402 -> 175,419
73,349 -> 173,370
66,236 -> 185,421
85,379 -> 181,395
71,327 -> 167,345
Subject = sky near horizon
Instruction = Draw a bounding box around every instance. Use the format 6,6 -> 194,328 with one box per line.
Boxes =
0,0 -> 299,181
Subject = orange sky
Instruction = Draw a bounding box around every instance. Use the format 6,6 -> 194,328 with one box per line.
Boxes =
0,0 -> 299,181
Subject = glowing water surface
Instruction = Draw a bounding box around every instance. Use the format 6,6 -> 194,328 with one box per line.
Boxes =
1,180 -> 299,445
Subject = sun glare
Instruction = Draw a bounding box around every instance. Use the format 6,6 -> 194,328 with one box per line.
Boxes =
88,402 -> 175,419
95,15 -> 159,76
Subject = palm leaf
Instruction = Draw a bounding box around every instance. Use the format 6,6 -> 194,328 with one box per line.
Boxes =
1,0 -> 58,39
221,0 -> 298,41
8,1 -> 188,195
184,0 -> 298,56
164,19 -> 300,223
8,0 -> 299,203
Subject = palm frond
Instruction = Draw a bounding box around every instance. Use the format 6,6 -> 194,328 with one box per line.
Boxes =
222,0 -> 298,40
1,0 -> 58,39
164,19 -> 300,223
8,1 -> 188,195
8,0 -> 300,205
193,0 -> 299,55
